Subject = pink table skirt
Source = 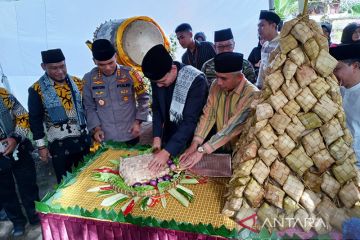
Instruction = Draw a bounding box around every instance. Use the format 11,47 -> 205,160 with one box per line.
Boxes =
39,213 -> 228,240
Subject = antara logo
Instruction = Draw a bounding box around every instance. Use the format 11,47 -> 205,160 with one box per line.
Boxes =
237,214 -> 329,233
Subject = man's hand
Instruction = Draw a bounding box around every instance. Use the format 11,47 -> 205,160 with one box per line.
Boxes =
179,141 -> 198,162
152,137 -> 161,153
93,127 -> 105,143
129,120 -> 141,137
1,138 -> 17,156
148,149 -> 170,173
180,151 -> 204,169
38,147 -> 51,163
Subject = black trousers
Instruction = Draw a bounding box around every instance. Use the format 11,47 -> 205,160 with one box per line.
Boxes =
0,140 -> 40,227
49,135 -> 91,183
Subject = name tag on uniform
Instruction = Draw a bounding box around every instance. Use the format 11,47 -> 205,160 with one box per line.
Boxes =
117,83 -> 130,88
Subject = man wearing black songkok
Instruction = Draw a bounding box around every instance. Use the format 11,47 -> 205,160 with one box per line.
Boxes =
142,44 -> 208,173
201,28 -> 256,84
180,52 -> 259,169
28,48 -> 91,183
82,39 -> 149,145
256,10 -> 281,89
329,43 -> 360,167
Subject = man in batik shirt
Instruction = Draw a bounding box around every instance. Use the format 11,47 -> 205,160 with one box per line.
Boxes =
0,88 -> 40,237
180,52 -> 259,169
28,49 -> 90,183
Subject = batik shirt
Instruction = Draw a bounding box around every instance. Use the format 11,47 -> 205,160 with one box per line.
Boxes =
28,76 -> 86,143
0,88 -> 29,141
194,80 -> 259,153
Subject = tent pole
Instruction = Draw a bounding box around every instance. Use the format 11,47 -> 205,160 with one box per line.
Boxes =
298,0 -> 305,14
269,0 -> 274,10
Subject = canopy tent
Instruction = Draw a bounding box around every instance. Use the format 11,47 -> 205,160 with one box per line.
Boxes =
0,0 -> 268,106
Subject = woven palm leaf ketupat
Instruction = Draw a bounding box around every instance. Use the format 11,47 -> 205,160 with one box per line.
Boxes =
223,13 -> 360,234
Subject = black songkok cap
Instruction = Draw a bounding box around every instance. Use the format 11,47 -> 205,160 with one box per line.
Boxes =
141,44 -> 173,81
214,52 -> 243,73
259,10 -> 281,25
92,39 -> 116,61
41,49 -> 65,64
329,43 -> 360,61
214,28 -> 234,42
341,22 -> 360,44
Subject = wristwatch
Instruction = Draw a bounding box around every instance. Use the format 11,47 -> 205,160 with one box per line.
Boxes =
197,146 -> 205,153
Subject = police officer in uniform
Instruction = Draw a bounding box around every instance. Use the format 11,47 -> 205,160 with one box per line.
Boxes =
83,39 -> 149,145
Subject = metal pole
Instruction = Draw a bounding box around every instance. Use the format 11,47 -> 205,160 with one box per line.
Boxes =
269,0 -> 275,10
298,0 -> 305,15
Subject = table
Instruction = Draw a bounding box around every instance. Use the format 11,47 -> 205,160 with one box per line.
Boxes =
36,143 -> 238,240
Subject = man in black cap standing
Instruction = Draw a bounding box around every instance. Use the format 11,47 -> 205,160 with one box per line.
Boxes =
330,43 -> 360,167
28,49 -> 91,183
141,44 -> 208,173
175,23 -> 216,70
180,52 -> 259,169
83,39 -> 149,145
256,10 -> 281,89
0,87 -> 40,237
201,28 -> 256,84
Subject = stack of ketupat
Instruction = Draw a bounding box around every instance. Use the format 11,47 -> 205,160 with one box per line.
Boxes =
222,14 -> 360,234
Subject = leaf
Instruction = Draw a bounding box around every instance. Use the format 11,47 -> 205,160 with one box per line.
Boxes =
109,159 -> 120,166
100,209 -> 108,219
115,211 -> 125,222
35,201 -> 50,212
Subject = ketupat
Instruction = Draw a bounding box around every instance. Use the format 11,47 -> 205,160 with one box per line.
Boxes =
222,13 -> 359,234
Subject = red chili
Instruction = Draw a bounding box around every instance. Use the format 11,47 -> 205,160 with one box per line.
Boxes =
148,197 -> 160,208
99,186 -> 113,191
123,200 -> 135,216
93,168 -> 119,175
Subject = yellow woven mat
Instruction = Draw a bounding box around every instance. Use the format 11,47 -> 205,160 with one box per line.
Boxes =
53,149 -> 236,229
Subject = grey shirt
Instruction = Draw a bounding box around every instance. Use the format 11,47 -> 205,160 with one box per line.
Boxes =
83,65 -> 149,142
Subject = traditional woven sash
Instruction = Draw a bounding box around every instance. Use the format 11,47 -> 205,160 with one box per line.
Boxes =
169,65 -> 203,123
39,74 -> 86,128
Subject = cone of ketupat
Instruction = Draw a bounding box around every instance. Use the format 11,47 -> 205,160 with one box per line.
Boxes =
222,13 -> 360,234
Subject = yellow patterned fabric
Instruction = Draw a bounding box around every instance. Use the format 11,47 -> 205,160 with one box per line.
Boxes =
53,148 -> 236,229
33,76 -> 83,111
0,87 -> 30,137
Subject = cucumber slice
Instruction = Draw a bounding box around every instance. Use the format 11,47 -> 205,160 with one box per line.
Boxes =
101,193 -> 128,207
168,188 -> 189,207
180,178 -> 199,184
176,188 -> 194,203
176,184 -> 194,195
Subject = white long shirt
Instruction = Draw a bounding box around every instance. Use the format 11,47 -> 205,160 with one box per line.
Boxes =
340,82 -> 360,168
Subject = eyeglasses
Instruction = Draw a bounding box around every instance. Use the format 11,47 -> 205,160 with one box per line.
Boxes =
215,43 -> 234,50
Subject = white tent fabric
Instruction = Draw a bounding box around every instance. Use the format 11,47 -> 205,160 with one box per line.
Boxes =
0,0 -> 267,106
